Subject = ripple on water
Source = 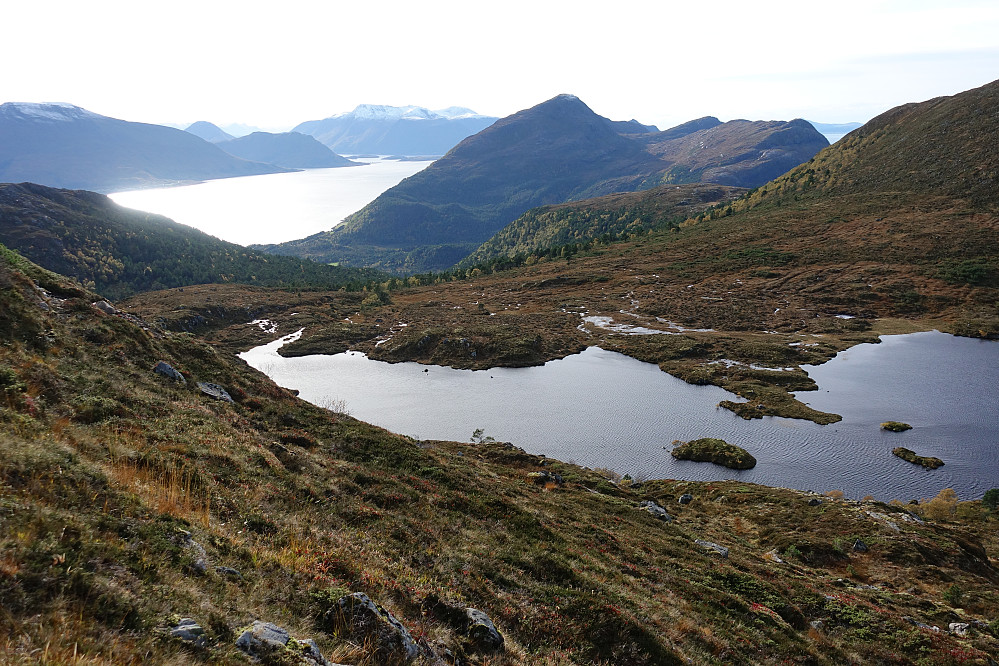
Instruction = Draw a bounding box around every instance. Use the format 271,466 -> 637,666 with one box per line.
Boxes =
240,332 -> 999,501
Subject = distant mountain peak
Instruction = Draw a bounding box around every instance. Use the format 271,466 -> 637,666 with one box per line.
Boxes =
335,104 -> 488,122
185,120 -> 235,143
0,102 -> 102,122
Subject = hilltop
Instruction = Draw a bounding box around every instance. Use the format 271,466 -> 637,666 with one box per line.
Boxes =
0,182 -> 384,300
260,95 -> 827,273
186,120 -> 236,143
0,103 -> 289,193
2,242 -> 998,664
217,132 -> 359,169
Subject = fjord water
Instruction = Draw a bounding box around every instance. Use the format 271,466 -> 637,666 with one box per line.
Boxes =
109,157 -> 433,246
242,330 -> 999,501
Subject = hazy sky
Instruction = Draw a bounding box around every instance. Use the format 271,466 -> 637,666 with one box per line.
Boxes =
4,0 -> 998,131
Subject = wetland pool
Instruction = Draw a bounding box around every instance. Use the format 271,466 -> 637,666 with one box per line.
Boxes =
241,330 -> 999,501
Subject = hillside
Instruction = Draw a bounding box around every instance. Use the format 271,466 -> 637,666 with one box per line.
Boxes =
261,96 -> 827,273
0,103 -> 290,193
3,246 -> 999,665
462,183 -> 746,265
293,104 -> 498,156
0,182 -> 384,300
217,132 -> 359,169
186,120 -> 236,143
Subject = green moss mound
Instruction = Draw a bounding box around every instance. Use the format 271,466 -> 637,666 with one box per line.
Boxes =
881,421 -> 913,432
671,438 -> 757,470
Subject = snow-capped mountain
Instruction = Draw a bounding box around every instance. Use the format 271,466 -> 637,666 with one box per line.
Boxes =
0,102 -> 102,122
293,104 -> 498,156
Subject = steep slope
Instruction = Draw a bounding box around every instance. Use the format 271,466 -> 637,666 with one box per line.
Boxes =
185,120 -> 235,143
0,182 -> 384,299
262,96 -> 827,273
3,247 -> 998,665
216,131 -> 359,169
293,104 -> 498,155
0,103 -> 289,192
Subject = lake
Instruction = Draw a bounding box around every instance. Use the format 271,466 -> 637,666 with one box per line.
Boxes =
240,329 -> 999,502
108,157 -> 433,246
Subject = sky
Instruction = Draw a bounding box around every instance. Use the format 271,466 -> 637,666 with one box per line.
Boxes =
4,0 -> 998,132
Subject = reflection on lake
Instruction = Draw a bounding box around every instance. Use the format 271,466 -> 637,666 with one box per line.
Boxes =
240,330 -> 999,501
108,157 -> 433,246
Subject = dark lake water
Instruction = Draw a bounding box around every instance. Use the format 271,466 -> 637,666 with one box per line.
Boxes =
240,330 -> 999,501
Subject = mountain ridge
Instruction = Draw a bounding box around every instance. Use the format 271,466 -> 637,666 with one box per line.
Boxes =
0,103 -> 290,193
261,95 -> 828,273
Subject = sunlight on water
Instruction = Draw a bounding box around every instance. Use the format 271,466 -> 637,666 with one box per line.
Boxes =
108,157 -> 433,246
241,331 -> 999,501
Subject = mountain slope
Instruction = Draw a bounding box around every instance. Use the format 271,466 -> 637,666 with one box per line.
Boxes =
0,103 -> 289,192
216,131 -> 358,169
3,247 -> 997,665
262,96 -> 827,273
293,104 -> 498,155
462,183 -> 746,265
0,182 -> 384,299
185,120 -> 235,143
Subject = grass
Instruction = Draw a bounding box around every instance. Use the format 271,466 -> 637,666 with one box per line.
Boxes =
892,447 -> 944,469
4,258 -> 998,665
882,421 -> 913,432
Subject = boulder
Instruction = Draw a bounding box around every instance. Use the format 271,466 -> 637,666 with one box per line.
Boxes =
678,493 -> 693,505
175,530 -> 209,574
197,382 -> 234,403
325,592 -> 419,663
694,539 -> 729,558
852,539 -> 869,553
153,361 -> 186,384
466,608 -> 504,653
639,501 -> 674,523
169,617 -> 207,646
216,566 -> 243,580
421,595 -> 504,654
949,622 -> 970,637
807,498 -> 823,506
235,621 -> 338,666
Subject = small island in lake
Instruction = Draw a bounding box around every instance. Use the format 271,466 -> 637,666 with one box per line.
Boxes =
881,421 -> 913,432
671,438 -> 757,470
893,447 -> 944,469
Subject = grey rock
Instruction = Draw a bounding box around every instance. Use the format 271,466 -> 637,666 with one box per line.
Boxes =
807,498 -> 823,506
903,616 -> 940,633
639,501 -> 674,523
170,617 -> 207,646
852,539 -> 868,552
235,621 -> 338,666
327,592 -> 419,662
153,360 -> 186,384
809,619 -> 824,631
176,530 -> 209,574
93,300 -> 120,315
949,622 -> 970,637
694,539 -> 729,558
197,382 -> 234,403
466,608 -> 504,653
678,493 -> 693,505
216,566 -> 243,579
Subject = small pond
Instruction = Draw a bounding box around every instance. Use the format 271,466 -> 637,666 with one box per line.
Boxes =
240,330 -> 999,501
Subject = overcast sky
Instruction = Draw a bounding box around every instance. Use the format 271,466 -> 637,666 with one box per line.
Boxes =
4,0 -> 998,131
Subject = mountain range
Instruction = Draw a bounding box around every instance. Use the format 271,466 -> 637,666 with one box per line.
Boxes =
0,103 -> 290,193
185,120 -> 235,143
259,95 -> 829,273
292,104 -> 498,155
